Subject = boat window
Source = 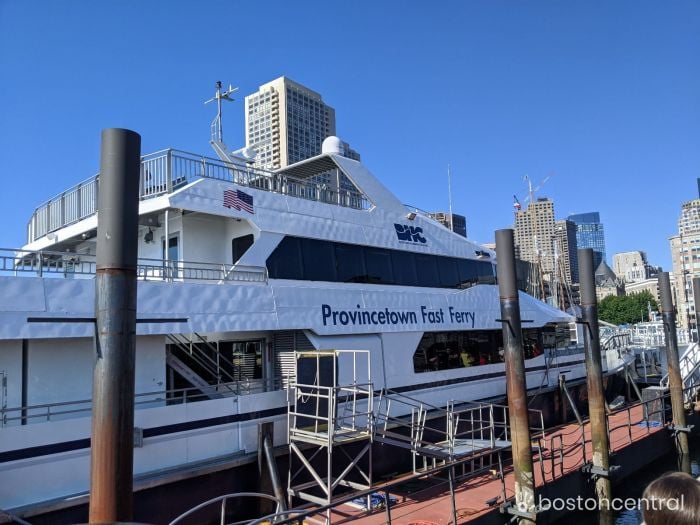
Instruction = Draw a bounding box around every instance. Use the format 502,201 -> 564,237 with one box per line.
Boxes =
232,234 -> 254,264
438,257 -> 460,288
265,235 -> 496,289
391,251 -> 418,286
457,259 -> 479,288
267,236 -> 303,279
413,330 -> 505,373
301,237 -> 337,281
365,247 -> 394,284
415,254 -> 439,288
336,243 -> 367,283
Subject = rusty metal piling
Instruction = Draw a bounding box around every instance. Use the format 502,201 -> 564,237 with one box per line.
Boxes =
495,229 -> 535,524
89,129 -> 141,523
659,272 -> 690,463
579,248 -> 613,525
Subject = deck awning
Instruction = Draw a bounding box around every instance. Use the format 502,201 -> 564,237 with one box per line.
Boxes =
275,154 -> 341,180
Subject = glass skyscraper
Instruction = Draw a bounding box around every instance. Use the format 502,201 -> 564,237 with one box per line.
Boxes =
567,212 -> 606,270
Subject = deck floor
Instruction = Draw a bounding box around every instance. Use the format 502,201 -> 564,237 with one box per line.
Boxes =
317,404 -> 663,525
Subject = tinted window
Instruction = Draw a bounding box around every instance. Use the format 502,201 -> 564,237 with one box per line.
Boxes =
265,235 -> 497,289
335,243 -> 367,282
477,262 -> 496,284
438,257 -> 460,288
301,238 -> 337,281
267,237 -> 303,279
415,254 -> 439,288
392,251 -> 418,286
232,234 -> 254,264
365,248 -> 394,284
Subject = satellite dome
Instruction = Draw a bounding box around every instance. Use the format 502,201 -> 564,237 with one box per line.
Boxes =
322,136 -> 343,155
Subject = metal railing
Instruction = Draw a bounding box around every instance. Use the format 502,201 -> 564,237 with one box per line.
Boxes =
27,149 -> 370,242
0,248 -> 267,283
1,377 -> 283,427
168,492 -> 282,525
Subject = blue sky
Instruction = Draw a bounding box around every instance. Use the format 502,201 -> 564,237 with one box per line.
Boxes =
1,1 -> 698,270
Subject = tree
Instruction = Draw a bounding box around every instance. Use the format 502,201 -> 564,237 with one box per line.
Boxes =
598,291 -> 658,326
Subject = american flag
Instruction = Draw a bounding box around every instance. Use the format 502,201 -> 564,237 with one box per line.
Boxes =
223,189 -> 254,214
513,195 -> 522,211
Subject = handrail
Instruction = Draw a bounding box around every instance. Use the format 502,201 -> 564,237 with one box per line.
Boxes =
168,492 -> 282,525
1,377 -> 283,427
27,148 -> 370,242
0,247 -> 268,283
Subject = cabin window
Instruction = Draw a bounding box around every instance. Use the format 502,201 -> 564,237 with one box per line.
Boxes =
265,235 -> 496,289
301,237 -> 337,281
391,251 -> 418,286
232,234 -> 254,264
413,330 -> 504,373
365,248 -> 394,284
336,243 -> 367,283
415,254 -> 439,288
268,236 -> 303,279
438,257 -> 460,288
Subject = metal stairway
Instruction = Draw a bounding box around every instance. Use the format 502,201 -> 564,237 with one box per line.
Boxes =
165,350 -> 224,400
661,342 -> 700,402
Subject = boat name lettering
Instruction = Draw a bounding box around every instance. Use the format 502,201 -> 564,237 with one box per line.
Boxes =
321,304 -> 475,327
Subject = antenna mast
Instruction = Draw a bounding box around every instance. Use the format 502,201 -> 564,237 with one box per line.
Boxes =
205,80 -> 239,144
447,164 -> 454,231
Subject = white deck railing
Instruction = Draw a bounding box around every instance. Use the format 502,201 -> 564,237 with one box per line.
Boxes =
0,248 -> 267,283
27,149 -> 370,242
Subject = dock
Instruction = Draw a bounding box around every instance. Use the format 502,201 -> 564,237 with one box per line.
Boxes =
278,396 -> 688,525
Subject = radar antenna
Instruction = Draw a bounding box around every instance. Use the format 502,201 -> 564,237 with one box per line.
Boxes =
204,80 -> 239,144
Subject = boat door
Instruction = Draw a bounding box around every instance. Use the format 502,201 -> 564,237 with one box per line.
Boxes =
0,371 -> 6,426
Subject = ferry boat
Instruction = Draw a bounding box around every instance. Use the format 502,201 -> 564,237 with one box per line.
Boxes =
0,98 -> 633,522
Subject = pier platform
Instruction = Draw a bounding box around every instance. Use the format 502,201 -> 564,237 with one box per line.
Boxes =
313,403 -> 673,525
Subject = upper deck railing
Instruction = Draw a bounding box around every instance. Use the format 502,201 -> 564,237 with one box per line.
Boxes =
27,149 -> 370,243
0,247 -> 267,283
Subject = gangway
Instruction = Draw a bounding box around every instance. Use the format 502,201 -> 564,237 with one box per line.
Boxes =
374,389 -> 545,475
661,342 -> 700,403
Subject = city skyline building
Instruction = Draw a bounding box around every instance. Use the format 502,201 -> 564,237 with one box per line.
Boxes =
429,212 -> 467,238
514,197 -> 556,276
555,219 -> 578,285
670,197 -> 700,335
568,212 -> 607,270
244,76 -> 337,170
612,251 -> 657,283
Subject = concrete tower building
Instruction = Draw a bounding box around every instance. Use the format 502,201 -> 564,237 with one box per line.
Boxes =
514,197 -> 556,275
555,219 -> 578,285
244,77 -> 337,170
670,198 -> 700,335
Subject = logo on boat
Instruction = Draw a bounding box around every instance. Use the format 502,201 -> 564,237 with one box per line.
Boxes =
394,223 -> 426,244
223,189 -> 254,214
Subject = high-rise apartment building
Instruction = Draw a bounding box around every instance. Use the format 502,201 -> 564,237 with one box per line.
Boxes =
245,77 -> 337,170
670,198 -> 700,334
429,212 -> 467,238
567,212 -> 606,270
555,219 -> 578,284
514,197 -> 556,275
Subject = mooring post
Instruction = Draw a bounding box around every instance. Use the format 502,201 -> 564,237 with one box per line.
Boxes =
659,272 -> 690,465
495,229 -> 535,524
578,248 -> 613,524
89,129 -> 141,523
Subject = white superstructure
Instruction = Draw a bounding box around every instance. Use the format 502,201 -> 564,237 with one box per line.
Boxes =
0,137 -> 629,517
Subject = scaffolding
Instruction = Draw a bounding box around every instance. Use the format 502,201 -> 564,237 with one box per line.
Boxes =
287,350 -> 374,521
